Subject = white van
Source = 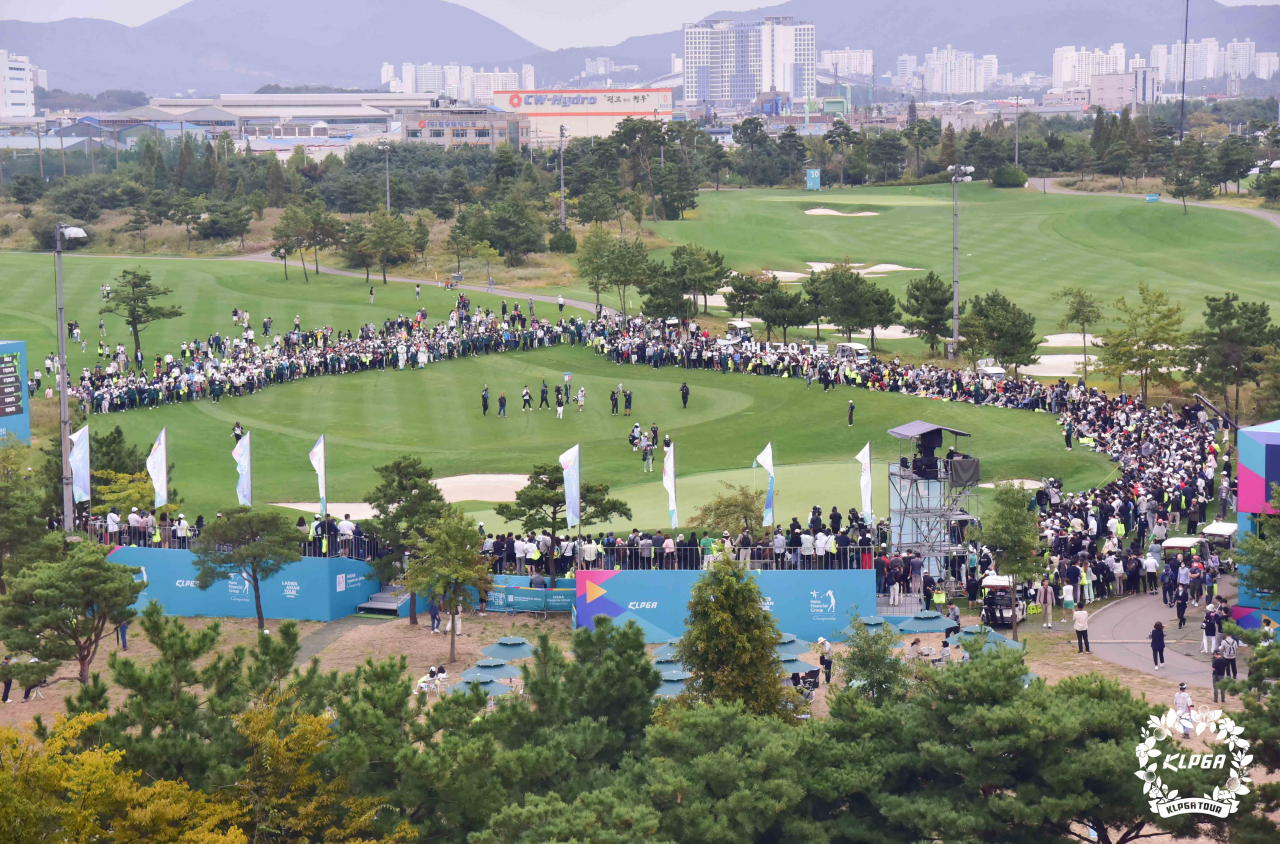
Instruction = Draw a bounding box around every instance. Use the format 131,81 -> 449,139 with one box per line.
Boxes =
835,342 -> 870,364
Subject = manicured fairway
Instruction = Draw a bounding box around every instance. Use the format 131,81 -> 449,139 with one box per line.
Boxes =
647,184 -> 1280,329
0,250 -> 1114,522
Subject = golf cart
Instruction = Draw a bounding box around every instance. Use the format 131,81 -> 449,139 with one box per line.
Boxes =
1200,521 -> 1238,572
975,358 -> 1007,382
835,342 -> 871,364
1159,536 -> 1211,566
979,575 -> 1028,626
726,320 -> 754,341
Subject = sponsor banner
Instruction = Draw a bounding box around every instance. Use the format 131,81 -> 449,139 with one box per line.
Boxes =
574,570 -> 876,643
107,547 -> 379,621
0,341 -> 30,443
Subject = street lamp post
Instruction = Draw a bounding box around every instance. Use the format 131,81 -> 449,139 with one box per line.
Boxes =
54,223 -> 88,531
1013,96 -> 1021,166
947,164 -> 974,360
376,137 -> 391,212
559,125 -> 567,230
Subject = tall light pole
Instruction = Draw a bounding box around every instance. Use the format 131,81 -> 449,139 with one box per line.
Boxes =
377,137 -> 391,212
1013,96 -> 1021,166
558,125 -> 567,230
947,164 -> 974,360
54,223 -> 88,531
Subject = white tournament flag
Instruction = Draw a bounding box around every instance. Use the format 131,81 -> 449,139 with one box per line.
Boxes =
855,441 -> 873,524
309,434 -> 327,516
232,431 -> 252,506
662,442 -> 678,528
145,427 -> 168,509
756,442 -> 775,527
69,424 -> 91,504
559,443 -> 581,529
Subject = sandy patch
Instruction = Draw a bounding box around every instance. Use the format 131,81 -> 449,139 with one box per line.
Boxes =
762,270 -> 808,281
272,474 -> 530,520
978,479 -> 1044,490
804,208 -> 880,217
1041,332 -> 1097,347
845,325 -> 915,341
862,263 -> 924,273
1019,354 -> 1096,377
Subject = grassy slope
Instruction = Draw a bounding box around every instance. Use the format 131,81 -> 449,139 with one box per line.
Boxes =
645,184 -> 1280,329
2,251 -> 1112,522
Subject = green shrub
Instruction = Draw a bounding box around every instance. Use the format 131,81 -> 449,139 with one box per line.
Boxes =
548,229 -> 577,254
991,165 -> 1028,188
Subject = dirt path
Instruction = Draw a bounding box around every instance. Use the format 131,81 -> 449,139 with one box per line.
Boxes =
1033,179 -> 1280,230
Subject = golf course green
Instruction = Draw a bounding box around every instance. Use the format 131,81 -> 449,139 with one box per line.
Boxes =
1,247 -> 1116,526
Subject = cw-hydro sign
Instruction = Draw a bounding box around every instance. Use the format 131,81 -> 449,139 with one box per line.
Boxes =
108,547 -> 379,622
0,340 -> 30,444
575,570 -> 876,643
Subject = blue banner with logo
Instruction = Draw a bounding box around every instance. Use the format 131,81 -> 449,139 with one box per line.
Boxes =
107,547 -> 380,621
575,570 -> 876,643
0,340 -> 31,444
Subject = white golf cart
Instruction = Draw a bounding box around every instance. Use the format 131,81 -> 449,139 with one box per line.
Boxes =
835,342 -> 871,364
975,358 -> 1007,382
726,320 -> 753,341
979,574 -> 1028,626
1159,535 -> 1210,566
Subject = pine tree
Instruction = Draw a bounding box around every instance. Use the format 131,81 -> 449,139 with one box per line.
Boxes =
99,267 -> 184,358
192,506 -> 303,630
939,124 -> 958,168
173,134 -> 195,189
402,507 -> 493,663
265,154 -> 287,207
676,553 -> 802,720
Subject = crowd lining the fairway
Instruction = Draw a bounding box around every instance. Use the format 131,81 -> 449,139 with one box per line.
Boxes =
54,300 -> 1231,590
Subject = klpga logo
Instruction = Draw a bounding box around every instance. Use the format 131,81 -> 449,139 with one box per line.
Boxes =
175,579 -> 197,587
628,601 -> 657,610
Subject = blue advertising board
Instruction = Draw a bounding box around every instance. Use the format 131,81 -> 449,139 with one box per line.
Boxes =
0,340 -> 30,444
107,547 -> 381,621
805,168 -> 822,190
575,570 -> 876,643
1145,193 -> 1160,202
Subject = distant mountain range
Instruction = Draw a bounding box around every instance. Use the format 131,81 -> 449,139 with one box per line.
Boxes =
6,0 -> 1280,95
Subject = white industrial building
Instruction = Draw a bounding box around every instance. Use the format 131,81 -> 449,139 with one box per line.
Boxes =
1,49 -> 40,119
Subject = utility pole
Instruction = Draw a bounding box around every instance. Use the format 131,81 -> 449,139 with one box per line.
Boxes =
559,125 -> 566,230
1014,96 -> 1020,166
59,122 -> 66,177
377,137 -> 391,212
947,164 -> 974,360
1178,0 -> 1190,140
35,124 -> 44,179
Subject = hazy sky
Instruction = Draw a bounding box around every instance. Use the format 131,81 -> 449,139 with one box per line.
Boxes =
0,0 -> 777,49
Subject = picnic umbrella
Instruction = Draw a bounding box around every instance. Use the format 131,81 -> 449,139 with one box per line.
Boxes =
652,656 -> 687,672
482,636 -> 536,660
841,616 -> 899,637
777,653 -> 803,666
776,632 -> 812,656
653,638 -> 682,659
460,659 -> 522,681
895,611 -> 959,635
662,669 -> 692,682
445,678 -> 512,698
654,678 -> 686,698
945,629 -> 1023,651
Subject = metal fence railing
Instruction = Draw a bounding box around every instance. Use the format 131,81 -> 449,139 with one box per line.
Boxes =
487,544 -> 879,573
84,521 -> 385,561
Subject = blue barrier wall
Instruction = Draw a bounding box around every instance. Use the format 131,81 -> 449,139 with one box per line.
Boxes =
403,574 -> 574,617
107,547 -> 380,622
575,570 -> 877,643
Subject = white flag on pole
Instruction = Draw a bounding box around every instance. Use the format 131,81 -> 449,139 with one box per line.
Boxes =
662,442 -> 678,528
756,442 -> 775,527
145,428 -> 168,509
309,435 -> 326,516
232,431 -> 252,506
69,425 -> 91,504
855,441 -> 873,524
559,444 -> 580,528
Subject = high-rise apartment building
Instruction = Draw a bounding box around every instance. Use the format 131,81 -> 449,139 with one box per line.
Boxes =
1051,44 -> 1125,88
1225,39 -> 1257,79
0,50 -> 36,118
1149,44 -> 1169,82
1169,38 -> 1221,85
896,54 -> 918,82
819,48 -> 874,77
1128,54 -> 1147,71
682,16 -> 815,103
1258,52 -> 1280,80
922,45 -> 994,94
381,62 -> 397,85
521,64 -> 535,89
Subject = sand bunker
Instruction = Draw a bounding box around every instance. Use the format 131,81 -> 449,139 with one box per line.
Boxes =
273,474 -> 530,519
1019,355 -> 1096,377
863,263 -> 924,273
804,208 -> 880,217
1041,332 -> 1098,347
978,479 -> 1044,490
